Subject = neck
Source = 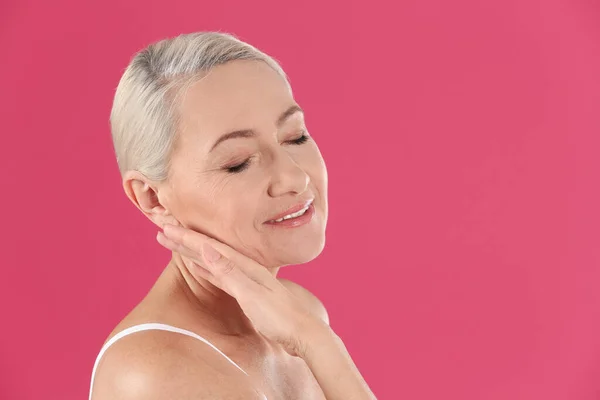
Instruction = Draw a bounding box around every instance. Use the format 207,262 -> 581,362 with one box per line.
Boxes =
161,251 -> 280,336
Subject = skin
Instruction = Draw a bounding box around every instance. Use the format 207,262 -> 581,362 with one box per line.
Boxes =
92,60 -> 334,399
151,224 -> 376,400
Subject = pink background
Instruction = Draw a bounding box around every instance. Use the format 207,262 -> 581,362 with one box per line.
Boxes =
1,0 -> 599,399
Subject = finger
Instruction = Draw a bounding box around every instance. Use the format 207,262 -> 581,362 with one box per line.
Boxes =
188,261 -> 214,282
162,224 -> 277,288
201,242 -> 265,299
157,232 -> 214,281
157,231 -> 257,297
156,231 -> 187,255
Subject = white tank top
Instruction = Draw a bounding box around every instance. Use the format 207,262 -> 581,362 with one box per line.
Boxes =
89,322 -> 267,400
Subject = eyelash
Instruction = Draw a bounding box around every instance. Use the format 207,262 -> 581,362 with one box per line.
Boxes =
225,133 -> 310,174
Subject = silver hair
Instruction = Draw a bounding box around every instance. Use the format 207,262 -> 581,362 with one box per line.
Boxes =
109,31 -> 289,181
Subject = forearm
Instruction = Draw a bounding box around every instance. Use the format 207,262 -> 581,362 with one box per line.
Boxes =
301,323 -> 377,400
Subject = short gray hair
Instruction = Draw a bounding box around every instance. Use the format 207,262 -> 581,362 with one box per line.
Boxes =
109,32 -> 289,181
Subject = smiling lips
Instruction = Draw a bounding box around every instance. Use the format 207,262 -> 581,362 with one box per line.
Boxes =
265,199 -> 315,226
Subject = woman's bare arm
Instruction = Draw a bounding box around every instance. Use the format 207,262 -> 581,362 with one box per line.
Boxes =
300,321 -> 377,400
279,280 -> 376,399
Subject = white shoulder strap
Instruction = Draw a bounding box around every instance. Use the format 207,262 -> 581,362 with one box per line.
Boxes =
89,322 -> 250,400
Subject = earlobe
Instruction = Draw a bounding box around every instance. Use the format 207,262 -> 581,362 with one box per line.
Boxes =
145,195 -> 183,230
156,211 -> 182,229
145,195 -> 182,229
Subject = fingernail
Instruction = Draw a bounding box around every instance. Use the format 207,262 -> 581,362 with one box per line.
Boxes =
156,232 -> 170,247
202,243 -> 221,263
162,224 -> 174,235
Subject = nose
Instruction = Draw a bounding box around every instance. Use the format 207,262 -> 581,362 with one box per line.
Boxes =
267,152 -> 310,198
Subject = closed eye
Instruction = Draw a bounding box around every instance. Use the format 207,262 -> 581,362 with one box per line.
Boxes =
287,132 -> 310,145
225,159 -> 251,173
224,133 -> 310,174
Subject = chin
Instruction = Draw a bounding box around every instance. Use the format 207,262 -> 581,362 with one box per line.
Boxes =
274,236 -> 326,267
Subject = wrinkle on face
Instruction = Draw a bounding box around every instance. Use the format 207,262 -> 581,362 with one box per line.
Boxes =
158,60 -> 327,268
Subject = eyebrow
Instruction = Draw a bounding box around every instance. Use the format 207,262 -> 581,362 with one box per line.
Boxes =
209,105 -> 304,152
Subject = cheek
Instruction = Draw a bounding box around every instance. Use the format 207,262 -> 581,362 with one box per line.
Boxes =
202,197 -> 263,248
183,198 -> 239,241
207,191 -> 257,230
173,181 -> 225,226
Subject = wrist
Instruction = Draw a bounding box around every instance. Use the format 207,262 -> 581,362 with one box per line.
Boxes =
297,318 -> 341,360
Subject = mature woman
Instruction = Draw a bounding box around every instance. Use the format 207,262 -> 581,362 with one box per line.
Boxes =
89,32 -> 376,400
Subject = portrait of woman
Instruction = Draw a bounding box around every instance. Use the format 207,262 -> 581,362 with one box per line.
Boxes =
88,31 -> 376,400
2,1 -> 599,399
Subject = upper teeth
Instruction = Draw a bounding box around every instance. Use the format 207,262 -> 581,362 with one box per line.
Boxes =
273,204 -> 310,222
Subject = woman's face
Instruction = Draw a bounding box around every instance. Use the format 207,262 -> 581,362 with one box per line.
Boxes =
160,60 -> 328,268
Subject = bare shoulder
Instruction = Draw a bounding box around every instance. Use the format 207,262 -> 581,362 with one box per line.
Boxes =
90,329 -> 263,400
278,278 -> 330,325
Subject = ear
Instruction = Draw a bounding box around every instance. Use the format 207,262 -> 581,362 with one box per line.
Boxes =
122,171 -> 180,229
